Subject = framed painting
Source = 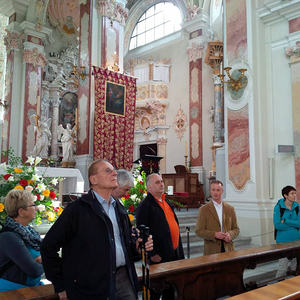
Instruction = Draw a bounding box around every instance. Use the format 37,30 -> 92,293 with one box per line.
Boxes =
105,81 -> 126,116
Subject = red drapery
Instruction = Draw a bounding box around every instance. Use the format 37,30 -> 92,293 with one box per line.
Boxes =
93,67 -> 136,169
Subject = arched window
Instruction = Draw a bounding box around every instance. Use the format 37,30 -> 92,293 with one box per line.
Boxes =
129,2 -> 182,50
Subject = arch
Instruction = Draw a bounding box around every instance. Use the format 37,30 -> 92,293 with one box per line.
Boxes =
124,0 -> 187,55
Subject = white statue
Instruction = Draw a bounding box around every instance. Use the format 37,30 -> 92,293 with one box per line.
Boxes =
30,115 -> 52,158
58,123 -> 77,162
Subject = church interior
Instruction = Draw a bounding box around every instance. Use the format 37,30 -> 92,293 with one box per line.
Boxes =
0,0 -> 300,298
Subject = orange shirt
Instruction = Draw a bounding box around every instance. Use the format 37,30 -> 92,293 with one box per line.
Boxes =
155,194 -> 179,250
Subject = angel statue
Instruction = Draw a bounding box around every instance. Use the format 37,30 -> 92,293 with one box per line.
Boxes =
57,123 -> 77,163
30,115 -> 52,158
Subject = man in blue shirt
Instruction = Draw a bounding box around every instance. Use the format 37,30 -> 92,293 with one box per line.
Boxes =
41,159 -> 153,300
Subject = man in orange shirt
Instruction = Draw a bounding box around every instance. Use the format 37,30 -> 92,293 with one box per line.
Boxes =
136,173 -> 184,300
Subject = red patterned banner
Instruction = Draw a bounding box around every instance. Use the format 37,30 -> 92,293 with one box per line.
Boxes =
93,67 -> 136,169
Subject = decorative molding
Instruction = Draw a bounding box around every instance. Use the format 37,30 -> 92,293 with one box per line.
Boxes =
23,47 -> 46,68
185,1 -> 201,22
97,0 -> 128,25
187,42 -> 204,62
173,106 -> 187,141
4,30 -> 24,52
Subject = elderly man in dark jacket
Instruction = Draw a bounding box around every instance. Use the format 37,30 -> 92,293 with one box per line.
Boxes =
136,173 -> 184,299
41,159 -> 153,300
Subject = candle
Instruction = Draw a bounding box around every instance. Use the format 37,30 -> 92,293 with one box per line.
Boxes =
185,141 -> 188,156
75,108 -> 78,125
36,95 -> 40,116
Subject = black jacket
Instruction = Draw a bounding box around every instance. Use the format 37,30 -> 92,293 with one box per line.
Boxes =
41,190 -> 139,300
135,193 -> 184,263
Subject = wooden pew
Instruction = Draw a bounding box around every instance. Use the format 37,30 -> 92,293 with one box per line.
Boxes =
1,242 -> 300,300
228,275 -> 300,300
138,241 -> 300,300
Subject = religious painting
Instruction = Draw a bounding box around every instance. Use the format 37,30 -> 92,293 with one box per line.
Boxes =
59,92 -> 78,128
105,81 -> 126,116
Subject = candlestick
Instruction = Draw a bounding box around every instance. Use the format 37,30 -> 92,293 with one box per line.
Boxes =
36,95 -> 40,116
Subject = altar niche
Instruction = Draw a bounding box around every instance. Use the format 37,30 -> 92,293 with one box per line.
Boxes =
59,92 -> 78,128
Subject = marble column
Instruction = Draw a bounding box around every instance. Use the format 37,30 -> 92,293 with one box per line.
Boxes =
213,74 -> 223,146
286,42 -> 300,200
49,87 -> 61,160
41,81 -> 50,120
2,26 -> 24,158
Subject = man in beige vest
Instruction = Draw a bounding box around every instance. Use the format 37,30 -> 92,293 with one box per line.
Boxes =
195,180 -> 240,255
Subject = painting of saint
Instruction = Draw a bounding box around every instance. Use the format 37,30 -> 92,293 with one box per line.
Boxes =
105,81 -> 126,116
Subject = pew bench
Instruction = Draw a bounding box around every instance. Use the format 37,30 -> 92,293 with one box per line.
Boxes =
1,242 -> 300,300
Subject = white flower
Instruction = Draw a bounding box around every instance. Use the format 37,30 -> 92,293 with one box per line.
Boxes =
51,178 -> 58,185
131,194 -> 137,201
136,197 -> 141,203
27,167 -> 33,172
40,195 -> 44,201
37,183 -> 46,192
0,163 -> 7,171
32,174 -> 41,181
26,156 -> 35,165
143,193 -> 147,198
8,176 -> 14,182
34,157 -> 42,165
134,180 -> 137,186
37,204 -> 45,212
25,185 -> 34,192
137,175 -> 143,182
33,195 -> 37,202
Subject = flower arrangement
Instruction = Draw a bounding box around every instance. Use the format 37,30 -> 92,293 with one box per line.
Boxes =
121,163 -> 147,223
0,149 -> 63,225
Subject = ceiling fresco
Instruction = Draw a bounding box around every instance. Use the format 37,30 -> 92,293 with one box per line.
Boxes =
47,0 -> 80,36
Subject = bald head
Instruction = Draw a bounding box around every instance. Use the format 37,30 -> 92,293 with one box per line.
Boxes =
146,173 -> 164,199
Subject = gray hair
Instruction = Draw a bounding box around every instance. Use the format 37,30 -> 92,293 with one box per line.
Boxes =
117,169 -> 134,188
146,173 -> 160,188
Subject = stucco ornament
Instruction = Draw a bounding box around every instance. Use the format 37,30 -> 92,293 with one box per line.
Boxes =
24,48 -> 47,68
4,30 -> 24,52
97,0 -> 128,25
285,41 -> 300,57
173,107 -> 187,141
226,69 -> 248,100
185,0 -> 200,21
35,0 -> 49,31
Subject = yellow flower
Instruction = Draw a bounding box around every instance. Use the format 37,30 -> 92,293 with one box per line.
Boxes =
13,168 -> 22,173
128,214 -> 134,222
47,211 -> 56,222
14,185 -> 24,190
0,203 -> 4,213
42,189 -> 50,197
28,179 -> 33,185
57,207 -> 63,215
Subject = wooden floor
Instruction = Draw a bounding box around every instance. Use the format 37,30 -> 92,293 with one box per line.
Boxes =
228,276 -> 300,299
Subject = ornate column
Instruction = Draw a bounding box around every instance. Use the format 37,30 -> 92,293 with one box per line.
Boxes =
49,87 -> 61,160
2,26 -> 24,158
213,74 -> 223,145
21,22 -> 52,160
286,42 -> 300,200
97,0 -> 128,70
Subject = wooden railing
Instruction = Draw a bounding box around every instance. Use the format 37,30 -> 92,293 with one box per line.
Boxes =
1,242 -> 300,300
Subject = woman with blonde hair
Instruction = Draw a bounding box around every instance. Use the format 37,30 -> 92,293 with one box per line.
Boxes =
0,189 -> 43,291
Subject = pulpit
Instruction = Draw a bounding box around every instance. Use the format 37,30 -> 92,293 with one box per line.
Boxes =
162,165 -> 204,208
134,155 -> 163,175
